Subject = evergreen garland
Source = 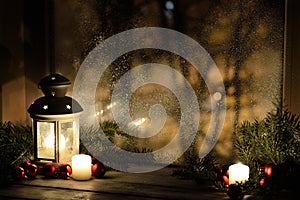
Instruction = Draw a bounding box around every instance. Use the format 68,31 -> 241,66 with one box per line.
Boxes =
234,108 -> 300,196
1,107 -> 299,198
0,122 -> 33,185
172,146 -> 219,184
235,108 -> 300,166
173,107 -> 300,198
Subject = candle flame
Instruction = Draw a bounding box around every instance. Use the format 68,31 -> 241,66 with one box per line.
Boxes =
45,134 -> 66,149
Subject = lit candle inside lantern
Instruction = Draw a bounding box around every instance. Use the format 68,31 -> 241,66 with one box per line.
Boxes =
228,163 -> 249,185
45,134 -> 66,149
71,154 -> 92,180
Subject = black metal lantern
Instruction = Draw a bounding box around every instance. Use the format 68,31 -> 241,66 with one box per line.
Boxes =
28,74 -> 83,164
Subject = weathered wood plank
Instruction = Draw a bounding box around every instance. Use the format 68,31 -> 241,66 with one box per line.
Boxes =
0,168 -> 228,200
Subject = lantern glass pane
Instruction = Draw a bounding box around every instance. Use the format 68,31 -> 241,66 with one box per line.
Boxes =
59,120 -> 79,162
36,121 -> 55,160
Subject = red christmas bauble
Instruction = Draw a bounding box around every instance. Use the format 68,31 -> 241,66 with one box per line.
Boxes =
259,178 -> 265,187
91,157 -> 98,174
58,164 -> 72,179
91,164 -> 96,175
264,164 -> 273,178
13,166 -> 25,180
220,165 -> 230,177
91,157 -> 99,165
222,175 -> 229,185
220,165 -> 230,185
43,163 -> 56,178
19,161 -> 30,171
26,164 -> 38,179
92,162 -> 106,178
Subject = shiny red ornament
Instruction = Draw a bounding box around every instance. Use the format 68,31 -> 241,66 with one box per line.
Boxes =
43,163 -> 56,178
91,157 -> 106,178
19,161 -> 30,171
222,175 -> 229,185
220,165 -> 230,176
220,165 -> 230,185
91,157 -> 100,172
91,157 -> 98,174
13,166 -> 25,180
26,164 -> 38,179
91,157 -> 99,165
91,164 -> 96,175
58,164 -> 72,179
264,164 -> 273,178
259,178 -> 265,187
92,162 -> 106,178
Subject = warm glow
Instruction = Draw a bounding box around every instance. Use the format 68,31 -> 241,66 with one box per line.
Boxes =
228,163 -> 249,184
106,102 -> 116,110
133,117 -> 146,126
45,133 -> 66,149
71,154 -> 92,180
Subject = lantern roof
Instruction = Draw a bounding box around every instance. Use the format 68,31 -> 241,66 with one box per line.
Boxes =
28,96 -> 83,116
28,74 -> 83,118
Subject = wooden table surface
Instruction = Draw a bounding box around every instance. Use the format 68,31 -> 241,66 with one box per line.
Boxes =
0,167 -> 229,200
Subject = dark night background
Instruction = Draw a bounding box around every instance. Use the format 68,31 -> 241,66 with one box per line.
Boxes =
1,0 -> 300,160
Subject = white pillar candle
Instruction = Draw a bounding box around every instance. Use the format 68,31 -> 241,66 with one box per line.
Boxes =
228,163 -> 249,185
71,154 -> 92,180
